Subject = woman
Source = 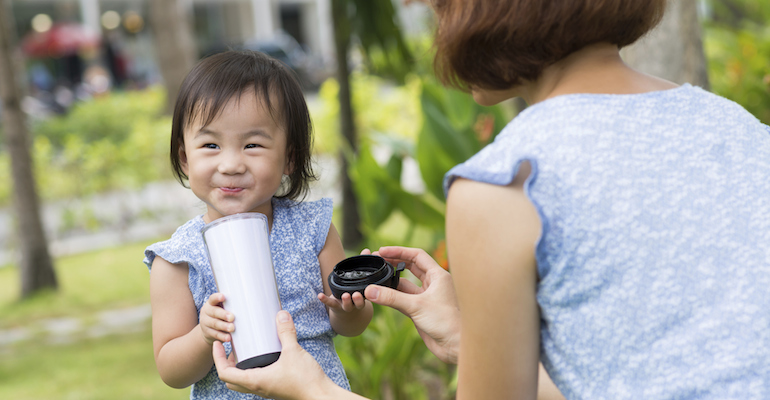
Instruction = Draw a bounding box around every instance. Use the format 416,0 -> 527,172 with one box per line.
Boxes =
216,0 -> 770,398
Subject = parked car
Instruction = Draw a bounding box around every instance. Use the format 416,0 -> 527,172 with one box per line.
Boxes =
242,31 -> 327,91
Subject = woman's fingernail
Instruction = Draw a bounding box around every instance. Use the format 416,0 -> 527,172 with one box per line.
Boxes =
278,311 -> 290,323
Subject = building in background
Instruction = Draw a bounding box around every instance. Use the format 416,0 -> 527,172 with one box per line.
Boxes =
9,0 -> 431,93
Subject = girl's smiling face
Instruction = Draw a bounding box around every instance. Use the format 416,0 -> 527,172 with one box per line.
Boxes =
180,90 -> 290,223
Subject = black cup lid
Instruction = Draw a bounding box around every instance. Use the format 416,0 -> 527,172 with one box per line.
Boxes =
328,255 -> 405,299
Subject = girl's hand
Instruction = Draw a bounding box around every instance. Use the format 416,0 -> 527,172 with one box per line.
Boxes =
200,293 -> 235,345
317,291 -> 367,314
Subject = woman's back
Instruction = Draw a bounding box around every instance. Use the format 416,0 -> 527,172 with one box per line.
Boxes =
446,84 -> 770,398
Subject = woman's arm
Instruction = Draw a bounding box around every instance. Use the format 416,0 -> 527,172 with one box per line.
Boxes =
446,169 -> 542,399
318,223 -> 373,336
150,257 -> 217,388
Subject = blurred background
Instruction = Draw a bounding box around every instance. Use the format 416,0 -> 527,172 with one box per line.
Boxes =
0,0 -> 767,399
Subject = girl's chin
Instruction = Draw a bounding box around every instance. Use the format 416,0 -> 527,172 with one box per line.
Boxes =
204,209 -> 243,223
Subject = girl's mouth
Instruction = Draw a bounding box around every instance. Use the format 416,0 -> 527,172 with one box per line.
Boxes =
219,187 -> 244,194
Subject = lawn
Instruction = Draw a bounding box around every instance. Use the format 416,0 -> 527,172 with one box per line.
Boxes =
0,239 -> 158,329
0,329 -> 188,400
0,239 -> 189,399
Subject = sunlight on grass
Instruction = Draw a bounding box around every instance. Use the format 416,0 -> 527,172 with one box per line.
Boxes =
0,329 -> 188,400
0,238 -> 161,328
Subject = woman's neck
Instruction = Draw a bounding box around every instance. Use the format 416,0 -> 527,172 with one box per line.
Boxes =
520,42 -> 679,105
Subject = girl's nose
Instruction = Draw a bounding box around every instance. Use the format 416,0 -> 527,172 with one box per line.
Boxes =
217,154 -> 247,175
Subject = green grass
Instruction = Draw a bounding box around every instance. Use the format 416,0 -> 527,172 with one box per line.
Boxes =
0,239 -> 158,329
0,238 -> 191,399
0,329 -> 189,400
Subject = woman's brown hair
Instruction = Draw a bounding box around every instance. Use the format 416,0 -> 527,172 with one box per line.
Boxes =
169,50 -> 316,200
432,0 -> 667,91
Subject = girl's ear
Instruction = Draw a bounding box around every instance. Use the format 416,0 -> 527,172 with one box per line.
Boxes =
283,155 -> 293,176
179,146 -> 189,175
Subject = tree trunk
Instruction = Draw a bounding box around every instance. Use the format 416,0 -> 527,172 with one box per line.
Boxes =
332,0 -> 363,249
149,0 -> 197,114
0,0 -> 58,298
622,0 -> 710,90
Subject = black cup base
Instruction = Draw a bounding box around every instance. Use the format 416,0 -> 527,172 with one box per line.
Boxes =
236,352 -> 281,369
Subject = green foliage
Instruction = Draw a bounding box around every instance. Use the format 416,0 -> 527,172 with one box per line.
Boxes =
342,73 -> 511,250
0,87 -> 172,206
334,305 -> 455,399
349,143 -> 445,236
344,0 -> 414,83
704,16 -> 770,124
32,87 -> 165,147
417,77 -> 510,200
310,72 -> 423,155
706,0 -> 770,28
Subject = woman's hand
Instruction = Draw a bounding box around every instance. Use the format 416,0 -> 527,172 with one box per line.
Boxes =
213,311 -> 366,400
200,293 -> 234,345
363,246 -> 461,364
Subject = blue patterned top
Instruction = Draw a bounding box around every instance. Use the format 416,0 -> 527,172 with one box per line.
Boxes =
144,197 -> 350,399
445,85 -> 770,399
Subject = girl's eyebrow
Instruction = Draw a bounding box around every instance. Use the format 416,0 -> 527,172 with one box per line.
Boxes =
194,128 -> 273,141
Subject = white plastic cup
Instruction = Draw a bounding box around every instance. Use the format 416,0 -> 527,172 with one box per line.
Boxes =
201,213 -> 282,369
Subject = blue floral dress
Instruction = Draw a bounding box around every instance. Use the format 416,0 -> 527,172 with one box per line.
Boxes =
446,84 -> 770,399
144,197 -> 350,399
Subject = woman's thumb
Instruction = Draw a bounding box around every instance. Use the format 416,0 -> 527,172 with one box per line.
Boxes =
275,310 -> 298,345
365,285 -> 413,316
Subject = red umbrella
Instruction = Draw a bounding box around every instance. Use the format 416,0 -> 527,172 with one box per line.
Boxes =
21,23 -> 101,58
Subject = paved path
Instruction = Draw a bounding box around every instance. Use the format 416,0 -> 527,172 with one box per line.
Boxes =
0,304 -> 151,352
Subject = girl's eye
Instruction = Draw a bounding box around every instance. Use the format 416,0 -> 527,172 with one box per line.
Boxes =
203,143 -> 219,149
245,144 -> 262,149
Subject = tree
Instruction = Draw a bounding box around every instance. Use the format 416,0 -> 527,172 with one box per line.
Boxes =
149,0 -> 197,114
622,0 -> 710,89
0,0 -> 58,297
331,0 -> 363,248
331,0 -> 412,248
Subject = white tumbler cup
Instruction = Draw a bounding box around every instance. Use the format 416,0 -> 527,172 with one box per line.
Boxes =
201,213 -> 282,369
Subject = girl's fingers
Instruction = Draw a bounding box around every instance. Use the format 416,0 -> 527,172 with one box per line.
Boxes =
317,293 -> 341,309
204,302 -> 233,322
202,323 -> 231,343
319,292 -> 367,312
206,308 -> 233,325
216,319 -> 234,333
340,292 -> 353,312
207,292 -> 226,305
351,291 -> 366,309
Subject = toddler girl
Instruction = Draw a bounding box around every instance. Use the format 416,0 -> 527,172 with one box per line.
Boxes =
143,50 -> 371,399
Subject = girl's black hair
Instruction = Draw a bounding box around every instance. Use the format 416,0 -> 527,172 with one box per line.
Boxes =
170,50 -> 316,200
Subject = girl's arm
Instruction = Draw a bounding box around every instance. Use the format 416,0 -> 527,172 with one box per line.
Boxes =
318,223 -> 373,336
446,166 -> 542,400
150,256 -> 221,388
